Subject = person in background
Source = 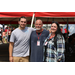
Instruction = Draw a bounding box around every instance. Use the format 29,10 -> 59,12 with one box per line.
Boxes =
0,27 -> 2,44
60,26 -> 63,32
5,32 -> 8,43
2,31 -> 7,43
11,27 -> 15,32
30,19 -> 49,62
43,21 -> 65,62
62,27 -> 70,41
8,28 -> 12,42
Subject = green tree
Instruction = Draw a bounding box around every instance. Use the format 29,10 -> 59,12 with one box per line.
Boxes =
7,24 -> 35,28
7,24 -> 19,28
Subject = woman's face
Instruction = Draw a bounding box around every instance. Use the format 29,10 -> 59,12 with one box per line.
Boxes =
51,23 -> 58,33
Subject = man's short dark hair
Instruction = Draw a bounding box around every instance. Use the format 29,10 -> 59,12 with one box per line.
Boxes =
19,16 -> 27,21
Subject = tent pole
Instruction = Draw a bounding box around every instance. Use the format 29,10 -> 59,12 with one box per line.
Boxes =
31,12 -> 35,28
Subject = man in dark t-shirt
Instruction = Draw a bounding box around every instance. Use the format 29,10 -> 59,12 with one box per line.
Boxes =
30,19 -> 49,62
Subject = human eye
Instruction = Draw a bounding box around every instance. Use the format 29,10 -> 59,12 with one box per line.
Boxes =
54,26 -> 57,28
24,21 -> 26,23
21,21 -> 23,23
36,24 -> 38,25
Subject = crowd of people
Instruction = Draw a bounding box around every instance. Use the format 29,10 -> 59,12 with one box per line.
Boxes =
0,26 -> 15,44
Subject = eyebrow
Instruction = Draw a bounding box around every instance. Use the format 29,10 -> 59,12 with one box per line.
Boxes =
21,21 -> 26,22
51,26 -> 57,27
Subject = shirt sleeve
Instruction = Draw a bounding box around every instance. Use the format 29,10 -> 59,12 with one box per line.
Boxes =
31,27 -> 36,31
57,36 -> 65,61
10,32 -> 15,43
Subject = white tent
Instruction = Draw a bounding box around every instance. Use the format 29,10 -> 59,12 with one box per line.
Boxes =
0,24 -> 3,28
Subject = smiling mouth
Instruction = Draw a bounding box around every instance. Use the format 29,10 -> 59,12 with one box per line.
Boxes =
22,24 -> 25,25
53,29 -> 54,30
36,28 -> 41,30
21,25 -> 25,26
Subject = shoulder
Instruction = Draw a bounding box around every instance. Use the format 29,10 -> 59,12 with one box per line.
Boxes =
43,29 -> 49,32
43,29 -> 49,34
57,34 -> 65,41
26,27 -> 36,32
28,27 -> 35,30
31,31 -> 36,38
31,30 -> 36,34
11,28 -> 18,34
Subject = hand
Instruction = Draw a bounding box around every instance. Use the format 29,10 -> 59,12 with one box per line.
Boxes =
57,59 -> 61,62
49,29 -> 51,33
9,56 -> 13,62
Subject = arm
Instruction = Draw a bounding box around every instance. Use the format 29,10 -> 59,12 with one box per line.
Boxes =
49,29 -> 51,34
9,42 -> 14,62
9,31 -> 15,62
31,27 -> 36,31
57,36 -> 65,62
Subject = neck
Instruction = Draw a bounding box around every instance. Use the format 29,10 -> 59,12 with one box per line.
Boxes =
51,32 -> 55,36
19,26 -> 25,30
36,29 -> 43,33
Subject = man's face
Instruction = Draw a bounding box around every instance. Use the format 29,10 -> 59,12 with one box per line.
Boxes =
35,20 -> 43,30
18,18 -> 27,29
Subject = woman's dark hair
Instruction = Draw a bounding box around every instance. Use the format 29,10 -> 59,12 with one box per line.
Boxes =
51,21 -> 63,49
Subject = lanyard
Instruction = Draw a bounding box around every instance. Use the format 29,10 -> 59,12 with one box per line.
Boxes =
49,34 -> 55,40
36,29 -> 43,40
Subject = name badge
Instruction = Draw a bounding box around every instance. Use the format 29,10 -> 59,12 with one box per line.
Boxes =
37,40 -> 40,46
44,42 -> 48,46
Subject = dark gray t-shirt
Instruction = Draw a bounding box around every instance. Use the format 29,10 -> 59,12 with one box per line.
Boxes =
10,27 -> 35,57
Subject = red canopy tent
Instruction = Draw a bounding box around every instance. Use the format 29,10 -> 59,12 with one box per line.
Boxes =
35,12 -> 75,17
0,12 -> 75,24
0,12 -> 34,24
34,12 -> 75,24
0,12 -> 34,17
